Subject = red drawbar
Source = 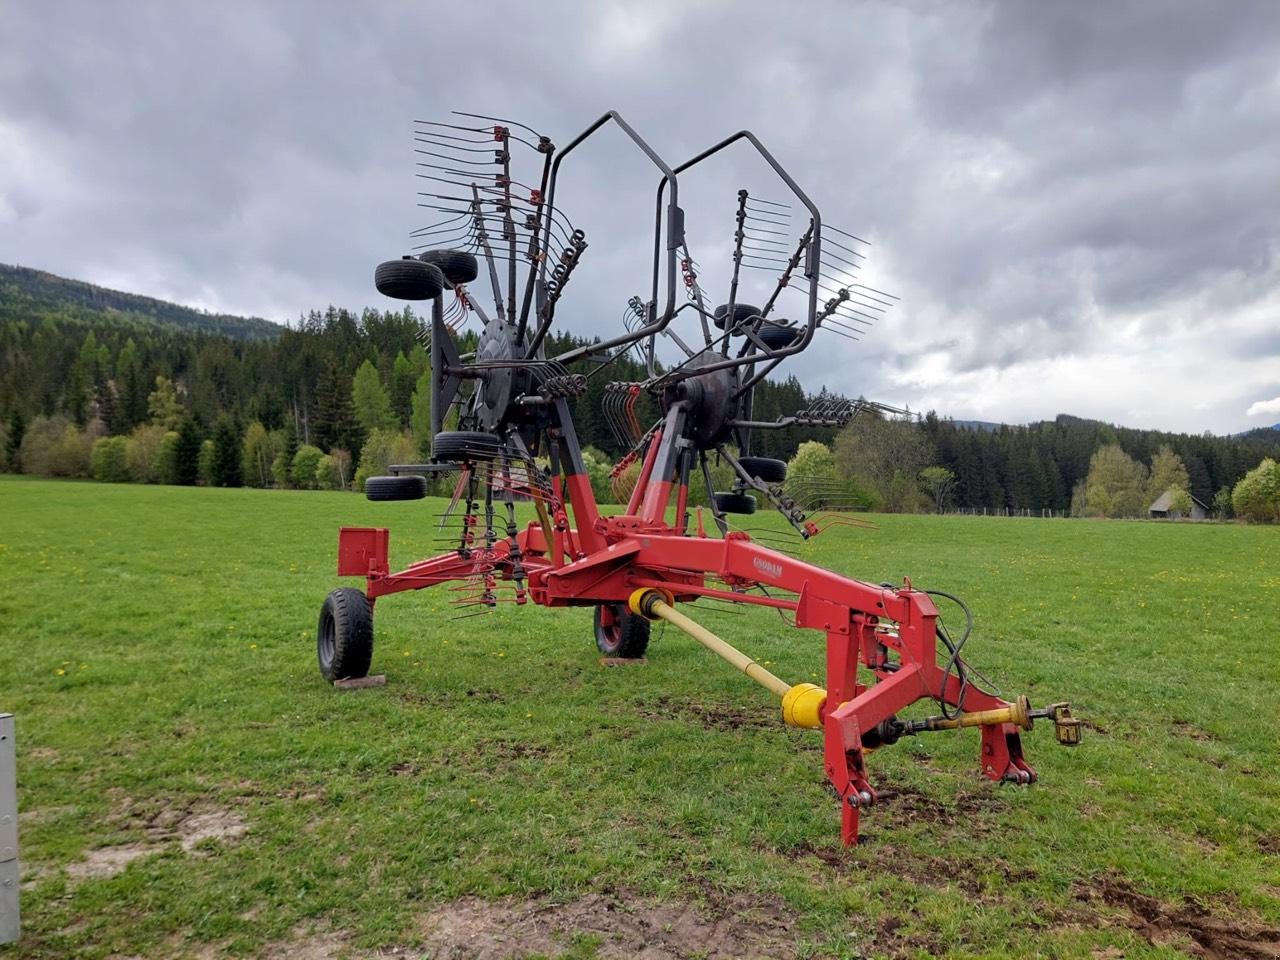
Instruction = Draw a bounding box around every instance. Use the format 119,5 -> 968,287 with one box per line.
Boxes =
338,527 -> 389,578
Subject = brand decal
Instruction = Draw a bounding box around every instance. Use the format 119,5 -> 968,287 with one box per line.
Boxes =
753,556 -> 783,579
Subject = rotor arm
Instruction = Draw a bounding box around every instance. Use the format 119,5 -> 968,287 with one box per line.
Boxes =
525,110 -> 682,359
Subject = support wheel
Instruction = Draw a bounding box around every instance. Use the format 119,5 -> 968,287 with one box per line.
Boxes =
755,321 -> 801,350
713,491 -> 757,515
364,475 -> 427,501
317,588 -> 374,681
737,456 -> 787,483
419,249 -> 479,286
431,430 -> 502,463
375,258 -> 444,300
594,603 -> 650,658
712,302 -> 762,331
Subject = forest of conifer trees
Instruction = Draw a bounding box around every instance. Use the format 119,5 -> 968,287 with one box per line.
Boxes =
2,264 -> 1277,513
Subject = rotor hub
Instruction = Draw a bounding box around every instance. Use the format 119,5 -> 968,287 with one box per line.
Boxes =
474,319 -> 518,431
666,349 -> 740,450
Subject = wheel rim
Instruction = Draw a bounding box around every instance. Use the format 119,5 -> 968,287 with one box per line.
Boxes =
318,610 -> 336,668
595,604 -> 623,654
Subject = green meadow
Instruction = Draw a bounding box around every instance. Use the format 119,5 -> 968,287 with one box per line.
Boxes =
1,476 -> 1277,958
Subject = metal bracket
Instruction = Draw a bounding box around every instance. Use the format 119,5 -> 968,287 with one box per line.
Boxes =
0,713 -> 18,944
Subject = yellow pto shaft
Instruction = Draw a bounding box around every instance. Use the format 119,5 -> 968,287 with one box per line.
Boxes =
628,589 -> 827,729
906,695 -> 1031,732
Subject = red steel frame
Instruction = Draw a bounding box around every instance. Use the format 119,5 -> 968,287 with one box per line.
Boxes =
339,456 -> 1034,845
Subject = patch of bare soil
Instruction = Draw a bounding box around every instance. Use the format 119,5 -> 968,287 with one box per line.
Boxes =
176,810 -> 248,852
416,889 -> 796,959
1173,721 -> 1217,742
790,837 -> 1035,901
66,842 -> 161,880
1076,875 -> 1280,960
68,799 -> 249,880
858,776 -> 1010,836
20,861 -> 56,890
637,696 -> 779,732
18,803 -> 76,825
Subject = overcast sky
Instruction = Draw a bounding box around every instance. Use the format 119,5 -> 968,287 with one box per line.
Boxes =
2,1 -> 1278,433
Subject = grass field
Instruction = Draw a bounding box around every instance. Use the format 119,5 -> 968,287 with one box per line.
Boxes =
0,476 -> 1277,959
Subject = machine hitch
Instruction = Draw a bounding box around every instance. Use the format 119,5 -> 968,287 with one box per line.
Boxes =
889,697 -> 1082,746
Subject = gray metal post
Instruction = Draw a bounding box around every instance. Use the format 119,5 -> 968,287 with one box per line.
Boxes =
0,714 -> 18,944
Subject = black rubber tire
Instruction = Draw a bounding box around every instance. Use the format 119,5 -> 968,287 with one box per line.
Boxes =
317,587 -> 374,681
375,258 -> 445,300
712,302 -> 762,331
431,430 -> 502,463
364,475 -> 428,501
713,491 -> 757,515
419,249 -> 479,286
738,456 -> 787,484
756,321 -> 801,350
593,603 -> 651,658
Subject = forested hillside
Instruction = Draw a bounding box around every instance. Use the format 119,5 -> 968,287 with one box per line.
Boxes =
0,263 -> 281,340
1,264 -> 1276,513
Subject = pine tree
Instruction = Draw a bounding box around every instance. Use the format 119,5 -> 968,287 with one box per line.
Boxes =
389,351 -> 416,428
313,359 -> 361,454
5,410 -> 24,471
209,416 -> 244,487
116,338 -> 148,428
172,418 -> 203,486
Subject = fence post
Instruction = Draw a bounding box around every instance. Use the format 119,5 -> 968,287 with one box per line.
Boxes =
0,714 -> 17,944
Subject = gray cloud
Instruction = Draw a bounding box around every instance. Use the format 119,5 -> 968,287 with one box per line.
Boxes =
2,0 -> 1278,432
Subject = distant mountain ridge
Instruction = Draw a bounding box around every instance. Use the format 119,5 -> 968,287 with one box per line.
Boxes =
0,263 -> 282,340
954,412 -> 1279,441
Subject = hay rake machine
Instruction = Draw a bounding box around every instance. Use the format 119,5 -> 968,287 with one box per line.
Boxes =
318,109 -> 1081,845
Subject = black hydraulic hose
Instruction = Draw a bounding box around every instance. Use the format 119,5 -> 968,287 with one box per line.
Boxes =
924,589 -> 974,719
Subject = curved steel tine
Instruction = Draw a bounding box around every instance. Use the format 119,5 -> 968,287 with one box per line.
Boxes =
415,198 -> 568,244
414,135 -> 506,155
411,228 -> 473,247
826,223 -> 870,245
743,212 -> 791,227
849,282 -> 901,301
821,249 -> 865,271
819,319 -> 864,339
416,119 -> 494,135
414,149 -> 502,168
450,110 -> 544,140
414,130 -> 501,149
412,217 -> 476,238
414,124 -> 494,144
416,163 -> 501,180
830,290 -> 888,312
821,234 -> 868,259
742,225 -> 790,238
833,306 -> 883,323
411,233 -> 474,252
410,210 -> 472,235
